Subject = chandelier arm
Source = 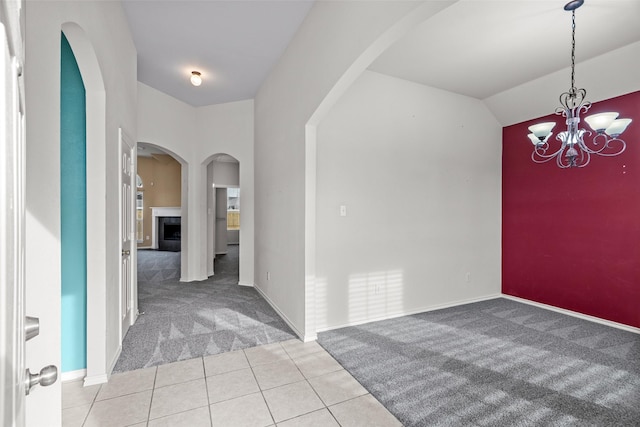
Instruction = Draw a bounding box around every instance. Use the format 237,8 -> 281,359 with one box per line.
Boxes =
592,138 -> 627,157
532,142 -> 566,163
577,149 -> 591,167
556,151 -> 572,168
580,134 -> 627,156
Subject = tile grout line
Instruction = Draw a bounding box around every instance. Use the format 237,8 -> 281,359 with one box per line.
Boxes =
201,356 -> 214,427
145,366 -> 158,425
244,347 -> 277,427
80,381 -> 102,427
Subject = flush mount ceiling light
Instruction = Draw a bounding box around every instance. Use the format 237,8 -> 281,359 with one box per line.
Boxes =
190,71 -> 202,87
528,0 -> 632,168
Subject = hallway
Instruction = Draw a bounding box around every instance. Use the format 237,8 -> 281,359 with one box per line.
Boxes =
113,246 -> 296,372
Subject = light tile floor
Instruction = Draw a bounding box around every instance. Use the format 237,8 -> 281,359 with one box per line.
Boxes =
62,339 -> 402,427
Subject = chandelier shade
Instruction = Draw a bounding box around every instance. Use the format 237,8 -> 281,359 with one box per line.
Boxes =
527,1 -> 632,168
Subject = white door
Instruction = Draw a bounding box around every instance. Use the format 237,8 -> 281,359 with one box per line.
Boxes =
1,1 -> 58,425
119,128 -> 135,340
215,187 -> 228,255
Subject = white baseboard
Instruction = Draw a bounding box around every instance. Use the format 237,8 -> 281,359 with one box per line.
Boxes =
502,294 -> 640,335
254,285 -> 304,340
316,293 -> 503,333
137,246 -> 152,250
238,282 -> 254,287
303,333 -> 317,343
84,374 -> 108,387
61,369 -> 86,383
108,345 -> 122,374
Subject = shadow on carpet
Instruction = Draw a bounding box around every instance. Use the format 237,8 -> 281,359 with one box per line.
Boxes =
114,249 -> 296,372
318,298 -> 640,426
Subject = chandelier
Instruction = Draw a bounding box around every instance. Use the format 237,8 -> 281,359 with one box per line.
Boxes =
528,0 -> 632,168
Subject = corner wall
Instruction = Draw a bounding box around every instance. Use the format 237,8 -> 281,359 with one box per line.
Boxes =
254,0 -> 456,338
502,91 -> 640,329
316,71 -> 502,330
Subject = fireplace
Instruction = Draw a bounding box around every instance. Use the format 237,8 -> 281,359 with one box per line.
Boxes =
158,216 -> 181,251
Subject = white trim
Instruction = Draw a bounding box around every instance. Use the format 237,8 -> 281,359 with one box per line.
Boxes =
502,294 -> 640,335
83,374 -> 108,387
61,369 -> 87,383
137,245 -> 152,250
316,294 -> 503,333
108,345 -> 122,373
238,282 -> 254,287
254,285 -> 305,340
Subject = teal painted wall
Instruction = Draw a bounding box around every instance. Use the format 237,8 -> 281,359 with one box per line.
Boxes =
60,33 -> 87,372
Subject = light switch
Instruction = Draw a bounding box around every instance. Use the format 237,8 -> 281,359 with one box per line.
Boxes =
340,205 -> 347,217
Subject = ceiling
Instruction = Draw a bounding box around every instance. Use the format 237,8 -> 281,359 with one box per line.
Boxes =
123,0 -> 640,109
122,0 -> 314,107
370,0 -> 640,100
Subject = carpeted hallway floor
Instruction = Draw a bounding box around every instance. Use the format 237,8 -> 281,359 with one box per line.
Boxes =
113,246 -> 297,372
318,298 -> 640,426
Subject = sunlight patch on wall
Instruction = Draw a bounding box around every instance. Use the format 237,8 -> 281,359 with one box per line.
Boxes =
314,276 -> 328,331
347,270 -> 403,324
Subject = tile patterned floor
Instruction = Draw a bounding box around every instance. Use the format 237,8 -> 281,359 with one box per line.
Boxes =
62,339 -> 402,427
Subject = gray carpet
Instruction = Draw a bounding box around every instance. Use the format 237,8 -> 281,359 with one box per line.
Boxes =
113,246 -> 296,372
318,298 -> 640,426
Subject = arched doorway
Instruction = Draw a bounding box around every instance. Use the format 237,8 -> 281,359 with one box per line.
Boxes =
204,153 -> 240,282
60,22 -> 107,384
136,142 -> 187,282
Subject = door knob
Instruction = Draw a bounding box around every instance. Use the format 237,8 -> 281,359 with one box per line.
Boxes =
25,365 -> 58,395
122,249 -> 130,256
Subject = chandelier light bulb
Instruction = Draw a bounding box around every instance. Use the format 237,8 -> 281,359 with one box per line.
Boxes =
605,119 -> 633,137
190,71 -> 202,87
528,122 -> 556,139
584,112 -> 618,133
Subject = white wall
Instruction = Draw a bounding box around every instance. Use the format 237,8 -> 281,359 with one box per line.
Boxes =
137,82 -> 196,281
212,161 -> 239,186
315,71 -> 502,330
255,0 -> 457,339
137,83 -> 254,285
197,100 -> 254,286
25,1 -> 136,424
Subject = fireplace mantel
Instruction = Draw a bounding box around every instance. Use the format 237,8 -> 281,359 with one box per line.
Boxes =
151,207 -> 181,249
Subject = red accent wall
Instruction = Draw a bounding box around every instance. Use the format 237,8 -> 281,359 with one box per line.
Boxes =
502,90 -> 640,329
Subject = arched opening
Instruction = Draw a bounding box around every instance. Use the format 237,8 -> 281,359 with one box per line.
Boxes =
203,153 -> 240,282
136,142 -> 188,282
303,2 -> 458,339
60,22 -> 107,384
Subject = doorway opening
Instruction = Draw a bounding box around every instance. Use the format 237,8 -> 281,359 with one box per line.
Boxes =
136,142 -> 183,282
206,154 -> 240,283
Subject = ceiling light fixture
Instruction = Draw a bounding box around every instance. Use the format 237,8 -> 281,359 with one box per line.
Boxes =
528,0 -> 632,168
190,71 -> 202,87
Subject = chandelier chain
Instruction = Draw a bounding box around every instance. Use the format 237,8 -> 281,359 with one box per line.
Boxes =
570,10 -> 576,95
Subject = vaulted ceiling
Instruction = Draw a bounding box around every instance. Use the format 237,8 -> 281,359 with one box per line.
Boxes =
123,0 -> 640,108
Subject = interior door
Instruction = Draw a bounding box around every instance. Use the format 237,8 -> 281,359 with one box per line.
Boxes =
119,128 -> 135,340
1,1 -> 58,425
215,187 -> 228,255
